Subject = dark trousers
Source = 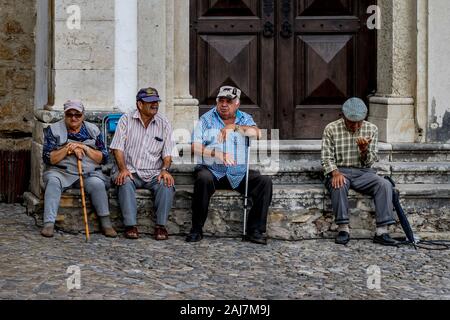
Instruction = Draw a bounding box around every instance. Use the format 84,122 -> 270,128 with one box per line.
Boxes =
191,167 -> 273,233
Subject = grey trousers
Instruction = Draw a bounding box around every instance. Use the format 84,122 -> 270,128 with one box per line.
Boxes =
117,174 -> 175,227
44,176 -> 110,224
325,168 -> 396,227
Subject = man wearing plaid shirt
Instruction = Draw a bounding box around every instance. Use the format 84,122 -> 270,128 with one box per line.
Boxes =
321,97 -> 397,246
186,86 -> 273,245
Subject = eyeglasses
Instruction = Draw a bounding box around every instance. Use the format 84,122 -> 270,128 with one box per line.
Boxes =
65,112 -> 83,119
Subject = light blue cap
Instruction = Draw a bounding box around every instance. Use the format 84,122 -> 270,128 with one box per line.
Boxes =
342,97 -> 368,122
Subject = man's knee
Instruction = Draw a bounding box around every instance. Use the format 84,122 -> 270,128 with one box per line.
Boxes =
157,180 -> 176,194
117,177 -> 135,190
258,175 -> 273,189
85,177 -> 106,192
380,178 -> 393,192
45,176 -> 62,190
195,169 -> 214,185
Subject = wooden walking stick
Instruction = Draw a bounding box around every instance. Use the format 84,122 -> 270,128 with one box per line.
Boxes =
77,158 -> 90,242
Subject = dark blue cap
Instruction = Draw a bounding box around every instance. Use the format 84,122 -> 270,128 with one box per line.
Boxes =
136,87 -> 161,103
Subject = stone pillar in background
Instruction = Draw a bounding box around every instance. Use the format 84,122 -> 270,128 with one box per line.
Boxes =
369,0 -> 417,143
172,0 -> 199,136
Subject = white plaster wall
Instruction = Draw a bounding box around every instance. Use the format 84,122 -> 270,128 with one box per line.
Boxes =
54,0 -> 115,109
428,0 -> 450,133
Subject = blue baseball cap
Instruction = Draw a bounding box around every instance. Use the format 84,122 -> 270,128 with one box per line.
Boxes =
136,87 -> 161,103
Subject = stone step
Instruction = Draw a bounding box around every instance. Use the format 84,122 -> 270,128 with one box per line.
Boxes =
170,161 -> 450,185
177,141 -> 450,163
24,183 -> 450,240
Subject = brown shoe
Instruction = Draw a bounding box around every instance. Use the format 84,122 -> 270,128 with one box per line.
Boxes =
154,225 -> 169,241
41,224 -> 54,238
102,227 -> 118,238
124,226 -> 139,239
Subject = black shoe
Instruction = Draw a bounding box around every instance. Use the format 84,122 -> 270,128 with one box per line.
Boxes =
185,230 -> 203,243
245,230 -> 267,245
373,233 -> 399,247
335,231 -> 350,245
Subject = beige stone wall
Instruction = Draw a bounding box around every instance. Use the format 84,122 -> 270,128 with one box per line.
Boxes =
0,0 -> 36,150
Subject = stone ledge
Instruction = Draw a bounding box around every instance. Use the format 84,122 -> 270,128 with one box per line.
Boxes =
23,183 -> 450,240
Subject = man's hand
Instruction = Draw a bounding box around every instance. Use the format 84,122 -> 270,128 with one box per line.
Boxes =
66,143 -> 88,159
115,169 -> 134,186
72,148 -> 85,160
356,137 -> 372,153
331,170 -> 347,189
215,150 -> 236,166
157,170 -> 175,187
217,124 -> 236,143
67,142 -> 86,153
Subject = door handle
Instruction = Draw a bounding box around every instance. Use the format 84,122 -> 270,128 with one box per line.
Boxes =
280,21 -> 293,38
280,0 -> 293,39
263,21 -> 275,38
262,0 -> 275,38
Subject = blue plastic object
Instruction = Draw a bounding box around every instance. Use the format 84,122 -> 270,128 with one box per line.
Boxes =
105,114 -> 122,133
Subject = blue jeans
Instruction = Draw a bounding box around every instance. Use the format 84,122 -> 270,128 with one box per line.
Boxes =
43,176 -> 110,224
117,174 -> 175,227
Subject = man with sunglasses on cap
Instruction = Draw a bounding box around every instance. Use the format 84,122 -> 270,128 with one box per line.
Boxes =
321,97 -> 398,246
110,87 -> 176,240
41,100 -> 116,238
186,86 -> 273,245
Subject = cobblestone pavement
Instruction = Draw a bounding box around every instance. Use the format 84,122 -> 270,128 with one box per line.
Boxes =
0,204 -> 449,300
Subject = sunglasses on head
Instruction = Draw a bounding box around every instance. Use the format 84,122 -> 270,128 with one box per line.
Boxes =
65,112 -> 83,119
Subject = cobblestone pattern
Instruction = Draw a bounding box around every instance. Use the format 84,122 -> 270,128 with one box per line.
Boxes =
1,204 -> 449,300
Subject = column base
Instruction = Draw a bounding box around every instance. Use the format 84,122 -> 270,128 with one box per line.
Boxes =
173,96 -> 199,134
369,96 -> 416,143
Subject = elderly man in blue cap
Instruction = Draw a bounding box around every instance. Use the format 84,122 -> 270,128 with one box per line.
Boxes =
110,87 -> 176,240
321,97 -> 398,246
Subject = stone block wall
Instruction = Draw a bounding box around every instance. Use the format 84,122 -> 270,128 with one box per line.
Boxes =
0,0 -> 36,151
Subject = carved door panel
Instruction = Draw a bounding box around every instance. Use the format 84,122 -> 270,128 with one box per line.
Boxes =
190,0 -> 377,139
190,0 -> 275,131
277,0 -> 377,139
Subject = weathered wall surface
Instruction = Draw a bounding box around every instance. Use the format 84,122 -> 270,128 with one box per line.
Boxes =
428,0 -> 450,143
0,0 -> 36,150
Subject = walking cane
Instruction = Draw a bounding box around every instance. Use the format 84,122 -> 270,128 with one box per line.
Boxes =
242,136 -> 251,241
76,158 -> 90,242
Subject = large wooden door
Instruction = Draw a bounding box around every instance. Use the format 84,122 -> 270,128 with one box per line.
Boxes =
190,0 -> 376,139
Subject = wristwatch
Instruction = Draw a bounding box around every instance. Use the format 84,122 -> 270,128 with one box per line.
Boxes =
234,125 -> 241,132
161,167 -> 170,173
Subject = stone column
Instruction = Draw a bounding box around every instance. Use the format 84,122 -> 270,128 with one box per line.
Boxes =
172,0 -> 199,135
368,0 -> 417,143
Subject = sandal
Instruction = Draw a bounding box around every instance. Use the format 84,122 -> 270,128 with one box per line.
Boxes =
124,226 -> 139,239
154,225 -> 169,241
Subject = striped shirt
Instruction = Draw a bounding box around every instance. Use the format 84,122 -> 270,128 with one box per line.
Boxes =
110,110 -> 175,182
192,107 -> 256,189
321,118 -> 378,175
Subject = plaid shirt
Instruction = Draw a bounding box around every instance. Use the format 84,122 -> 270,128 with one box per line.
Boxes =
321,118 -> 378,175
192,107 -> 256,189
